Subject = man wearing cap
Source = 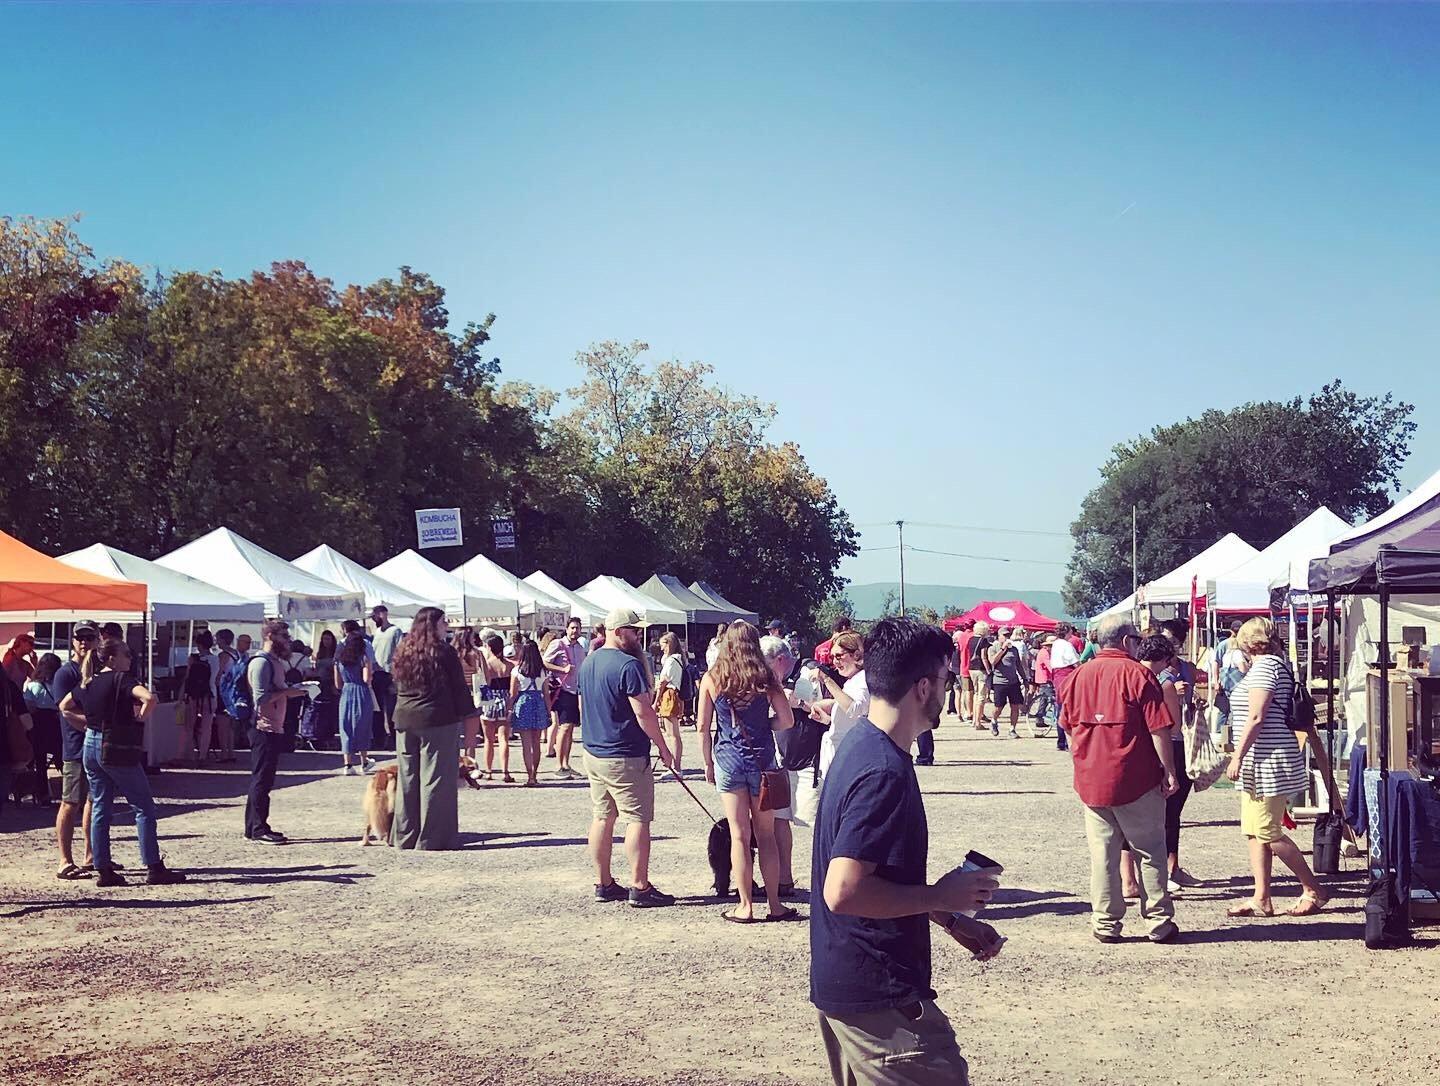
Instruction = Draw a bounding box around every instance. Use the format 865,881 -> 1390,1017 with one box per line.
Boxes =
543,616 -> 588,780
370,606 -> 403,746
52,623 -> 98,879
578,607 -> 677,908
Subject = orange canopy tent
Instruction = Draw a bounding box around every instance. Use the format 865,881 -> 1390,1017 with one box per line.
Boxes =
0,529 -> 147,618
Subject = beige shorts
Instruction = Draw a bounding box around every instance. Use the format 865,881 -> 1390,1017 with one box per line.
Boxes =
583,753 -> 655,826
1240,792 -> 1287,843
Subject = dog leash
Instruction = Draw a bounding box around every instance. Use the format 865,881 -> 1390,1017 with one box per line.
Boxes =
656,758 -> 720,826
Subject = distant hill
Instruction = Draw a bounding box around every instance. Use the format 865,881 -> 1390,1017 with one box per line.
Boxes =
845,582 -> 1074,623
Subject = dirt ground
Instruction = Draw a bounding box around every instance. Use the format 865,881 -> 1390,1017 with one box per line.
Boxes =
2,712 -> 1436,1086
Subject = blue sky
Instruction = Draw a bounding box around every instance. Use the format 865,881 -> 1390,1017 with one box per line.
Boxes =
4,2 -> 1438,595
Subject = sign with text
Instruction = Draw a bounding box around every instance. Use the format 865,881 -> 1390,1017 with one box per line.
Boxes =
492,512 -> 517,551
416,508 -> 463,550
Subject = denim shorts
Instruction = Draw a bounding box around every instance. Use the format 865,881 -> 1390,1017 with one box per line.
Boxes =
715,764 -> 763,797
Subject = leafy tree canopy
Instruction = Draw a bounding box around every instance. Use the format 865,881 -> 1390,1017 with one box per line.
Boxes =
1062,383 -> 1416,616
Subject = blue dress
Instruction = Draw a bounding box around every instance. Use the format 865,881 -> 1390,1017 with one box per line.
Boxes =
337,657 -> 374,755
714,693 -> 777,794
511,674 -> 548,732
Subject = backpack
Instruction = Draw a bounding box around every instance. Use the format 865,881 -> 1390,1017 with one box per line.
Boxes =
220,654 -> 268,726
679,661 -> 699,704
1279,659 -> 1316,732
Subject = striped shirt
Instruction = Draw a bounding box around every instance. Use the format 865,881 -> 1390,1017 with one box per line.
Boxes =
1228,654 -> 1306,797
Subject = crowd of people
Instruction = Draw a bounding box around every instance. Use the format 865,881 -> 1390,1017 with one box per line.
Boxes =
2,598 -> 1344,1086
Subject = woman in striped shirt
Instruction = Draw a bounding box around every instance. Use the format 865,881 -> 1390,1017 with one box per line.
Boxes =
1223,617 -> 1327,918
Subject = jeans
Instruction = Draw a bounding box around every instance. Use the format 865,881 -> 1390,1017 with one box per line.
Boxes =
83,731 -> 161,868
372,670 -> 397,739
245,728 -> 285,837
1081,785 -> 1174,937
915,729 -> 935,764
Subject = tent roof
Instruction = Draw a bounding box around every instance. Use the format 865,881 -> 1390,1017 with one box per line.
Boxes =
1140,533 -> 1258,605
1206,507 -> 1351,610
0,530 -> 147,620
637,574 -> 733,625
156,528 -> 364,621
944,600 -> 1060,633
292,546 -> 428,619
522,572 -> 608,625
1309,465 -> 1440,593
1088,592 -> 1137,628
451,553 -> 571,622
59,544 -> 263,624
689,581 -> 761,624
372,550 -> 518,625
575,576 -> 686,626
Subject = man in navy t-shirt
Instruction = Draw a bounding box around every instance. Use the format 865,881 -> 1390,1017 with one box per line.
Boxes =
577,607 -> 676,908
810,617 -> 1003,1086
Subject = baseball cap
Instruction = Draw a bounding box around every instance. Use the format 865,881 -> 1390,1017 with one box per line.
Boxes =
72,623 -> 99,640
605,607 -> 642,630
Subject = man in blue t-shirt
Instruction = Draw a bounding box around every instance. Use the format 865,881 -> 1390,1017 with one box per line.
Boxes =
811,617 -> 1003,1085
578,607 -> 676,908
53,623 -> 98,878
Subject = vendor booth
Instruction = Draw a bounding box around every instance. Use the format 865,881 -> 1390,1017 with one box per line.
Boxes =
1140,533 -> 1258,615
451,553 -> 569,631
689,580 -> 760,625
1088,591 -> 1138,631
1206,507 -> 1350,615
293,545 -> 426,620
942,600 -> 1060,633
575,576 -> 685,627
637,574 -> 733,626
371,550 -> 517,627
523,571 -> 607,628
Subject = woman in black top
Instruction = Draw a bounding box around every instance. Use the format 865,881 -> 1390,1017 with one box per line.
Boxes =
182,630 -> 216,767
58,640 -> 185,887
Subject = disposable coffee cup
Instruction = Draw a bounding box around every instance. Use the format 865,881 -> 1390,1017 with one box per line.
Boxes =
954,849 -> 1003,920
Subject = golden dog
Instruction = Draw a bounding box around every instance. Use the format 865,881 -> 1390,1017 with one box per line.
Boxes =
360,765 -> 398,846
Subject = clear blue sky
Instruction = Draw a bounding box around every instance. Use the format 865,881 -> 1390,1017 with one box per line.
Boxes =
5,3 -> 1438,596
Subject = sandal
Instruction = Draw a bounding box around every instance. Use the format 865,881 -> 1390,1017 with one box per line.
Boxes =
56,863 -> 93,881
1226,902 -> 1275,918
723,911 -> 760,924
1284,891 -> 1328,917
502,773 -> 515,784
767,906 -> 803,922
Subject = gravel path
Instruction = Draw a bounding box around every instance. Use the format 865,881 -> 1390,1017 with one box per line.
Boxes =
2,714 -> 1436,1086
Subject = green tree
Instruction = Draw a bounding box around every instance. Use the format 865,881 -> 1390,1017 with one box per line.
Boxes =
1062,382 -> 1417,616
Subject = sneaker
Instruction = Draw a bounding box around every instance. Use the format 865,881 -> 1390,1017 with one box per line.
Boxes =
628,883 -> 676,908
1009,728 -> 1019,739
1167,879 -> 1184,894
1148,921 -> 1180,944
361,762 -> 375,775
1170,868 -> 1202,888
561,767 -> 581,781
594,880 -> 627,903
1092,930 -> 1122,944
991,723 -> 999,737
146,864 -> 188,886
340,765 -> 357,776
251,830 -> 287,845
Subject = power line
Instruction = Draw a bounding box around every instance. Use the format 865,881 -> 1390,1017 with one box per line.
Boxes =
903,545 -> 1070,567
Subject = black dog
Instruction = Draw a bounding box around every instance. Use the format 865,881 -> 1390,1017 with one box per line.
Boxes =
706,818 -> 760,898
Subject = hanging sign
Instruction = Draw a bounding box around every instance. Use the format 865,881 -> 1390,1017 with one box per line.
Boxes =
416,508 -> 463,550
492,512 -> 517,551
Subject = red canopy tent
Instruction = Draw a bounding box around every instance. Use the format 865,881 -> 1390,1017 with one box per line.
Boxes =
942,600 -> 1060,633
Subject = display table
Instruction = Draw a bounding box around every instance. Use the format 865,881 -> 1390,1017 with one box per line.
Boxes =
1357,758 -> 1440,913
144,700 -> 184,765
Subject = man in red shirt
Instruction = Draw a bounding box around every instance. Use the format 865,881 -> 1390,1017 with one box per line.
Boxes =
1059,615 -> 1180,945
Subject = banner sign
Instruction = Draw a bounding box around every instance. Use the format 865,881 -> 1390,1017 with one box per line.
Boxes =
416,508 -> 463,550
279,593 -> 365,621
492,512 -> 517,551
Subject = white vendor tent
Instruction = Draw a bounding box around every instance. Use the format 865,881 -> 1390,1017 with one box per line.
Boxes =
452,553 -> 570,629
1140,533 -> 1258,606
689,581 -> 761,625
293,545 -> 427,620
575,575 -> 686,626
523,571 -> 608,627
1088,591 -> 1137,630
1206,507 -> 1351,613
59,543 -> 265,624
156,528 -> 364,621
372,550 -> 518,626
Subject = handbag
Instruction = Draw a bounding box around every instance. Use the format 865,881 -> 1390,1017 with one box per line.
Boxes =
1183,718 -> 1228,792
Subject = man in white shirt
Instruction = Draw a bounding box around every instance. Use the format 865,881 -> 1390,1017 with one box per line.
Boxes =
369,606 -> 404,746
544,616 -> 589,780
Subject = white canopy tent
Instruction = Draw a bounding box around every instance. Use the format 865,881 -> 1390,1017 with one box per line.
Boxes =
293,545 -> 427,620
1206,508 -> 1351,613
156,528 -> 364,622
372,550 -> 518,626
575,575 -> 686,626
1088,591 -> 1138,630
452,553 -> 569,629
59,543 -> 265,625
1140,533 -> 1258,606
523,571 -> 608,627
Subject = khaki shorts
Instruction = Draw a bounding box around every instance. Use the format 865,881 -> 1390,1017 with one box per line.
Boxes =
1240,792 -> 1287,843
583,753 -> 655,826
61,759 -> 88,806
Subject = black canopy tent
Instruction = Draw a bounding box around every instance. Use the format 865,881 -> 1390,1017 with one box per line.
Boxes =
637,574 -> 734,626
689,580 -> 760,625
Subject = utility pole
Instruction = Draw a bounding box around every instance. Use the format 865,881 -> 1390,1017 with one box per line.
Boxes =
897,520 -> 906,616
1131,504 -> 1139,621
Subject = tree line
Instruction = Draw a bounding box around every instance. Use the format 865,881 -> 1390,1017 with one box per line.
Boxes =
0,216 -> 858,629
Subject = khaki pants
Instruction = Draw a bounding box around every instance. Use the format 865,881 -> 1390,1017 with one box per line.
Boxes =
393,723 -> 461,851
1081,785 -> 1174,937
818,1001 -> 970,1085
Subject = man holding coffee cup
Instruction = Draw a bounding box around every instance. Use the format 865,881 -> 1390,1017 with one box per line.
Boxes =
810,617 -> 1004,1086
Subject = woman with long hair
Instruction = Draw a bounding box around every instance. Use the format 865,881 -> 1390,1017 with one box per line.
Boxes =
653,631 -> 687,778
698,621 -> 797,923
538,629 -> 559,755
58,640 -> 185,886
479,633 -> 514,782
309,629 -> 340,749
509,639 -> 549,786
22,652 -> 64,806
334,622 -> 374,776
180,630 -> 216,768
392,607 -> 476,849
454,628 -> 484,761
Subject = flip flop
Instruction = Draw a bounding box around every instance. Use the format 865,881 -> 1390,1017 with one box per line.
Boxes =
1284,892 -> 1328,917
723,911 -> 760,924
56,863 -> 93,880
767,906 -> 803,922
1226,903 -> 1275,918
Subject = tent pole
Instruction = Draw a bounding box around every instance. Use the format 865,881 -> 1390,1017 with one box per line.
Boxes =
1377,586 -> 1391,887
1325,591 -> 1336,772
